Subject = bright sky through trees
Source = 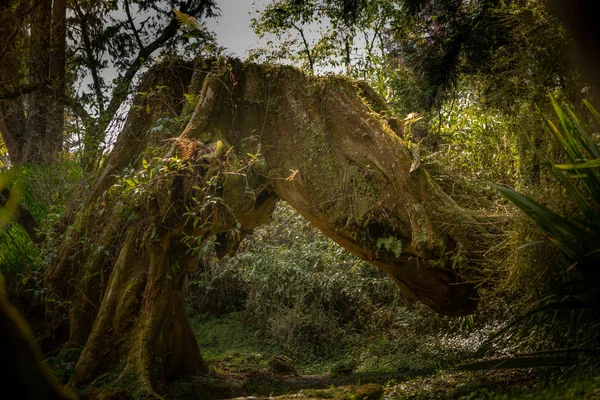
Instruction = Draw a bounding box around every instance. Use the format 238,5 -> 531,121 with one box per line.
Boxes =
207,0 -> 268,57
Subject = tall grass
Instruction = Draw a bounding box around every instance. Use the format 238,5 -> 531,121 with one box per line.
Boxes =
461,98 -> 600,370
0,225 -> 42,280
492,98 -> 600,276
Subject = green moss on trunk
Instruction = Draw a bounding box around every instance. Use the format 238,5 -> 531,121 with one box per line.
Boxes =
45,57 -> 491,396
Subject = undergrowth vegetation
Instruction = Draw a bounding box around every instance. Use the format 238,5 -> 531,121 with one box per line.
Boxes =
188,202 -> 500,374
428,83 -> 520,185
0,224 -> 40,280
0,162 -> 81,283
469,99 -> 600,369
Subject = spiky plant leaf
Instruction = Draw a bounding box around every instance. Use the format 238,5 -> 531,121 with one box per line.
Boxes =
554,159 -> 600,170
489,183 -> 599,262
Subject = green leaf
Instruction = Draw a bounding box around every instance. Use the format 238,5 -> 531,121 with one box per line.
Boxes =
376,236 -> 403,258
554,159 -> 600,170
549,167 -> 600,231
173,8 -> 197,30
489,183 -> 599,262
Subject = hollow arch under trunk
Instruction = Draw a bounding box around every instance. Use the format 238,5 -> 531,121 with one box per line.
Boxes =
45,58 -> 489,397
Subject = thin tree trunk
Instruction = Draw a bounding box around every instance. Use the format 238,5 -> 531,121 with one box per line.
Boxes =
48,0 -> 67,154
0,0 -> 27,165
26,0 -> 52,163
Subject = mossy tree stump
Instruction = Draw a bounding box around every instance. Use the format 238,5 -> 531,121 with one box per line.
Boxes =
45,58 -> 486,396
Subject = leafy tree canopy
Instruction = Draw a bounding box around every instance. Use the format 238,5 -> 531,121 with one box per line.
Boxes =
253,0 -> 578,112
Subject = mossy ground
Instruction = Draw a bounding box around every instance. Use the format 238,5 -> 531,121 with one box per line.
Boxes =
191,312 -> 283,370
190,312 -> 348,375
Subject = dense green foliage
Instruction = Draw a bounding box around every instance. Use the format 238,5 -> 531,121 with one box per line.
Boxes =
467,100 -> 600,371
188,203 -> 497,374
0,162 -> 80,278
0,224 -> 39,280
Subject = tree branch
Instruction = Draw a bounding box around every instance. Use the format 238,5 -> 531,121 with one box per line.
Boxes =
73,0 -> 105,115
124,0 -> 145,50
96,0 -> 208,135
290,21 -> 314,73
65,94 -> 92,126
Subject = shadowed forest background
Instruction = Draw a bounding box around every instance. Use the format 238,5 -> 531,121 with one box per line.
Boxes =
2,0 -> 600,399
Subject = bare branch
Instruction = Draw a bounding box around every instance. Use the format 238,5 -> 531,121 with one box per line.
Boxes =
290,21 -> 314,73
96,0 -> 208,135
124,0 -> 145,50
72,0 -> 105,115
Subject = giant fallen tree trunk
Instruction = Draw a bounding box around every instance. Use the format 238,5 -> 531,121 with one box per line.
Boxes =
45,58 -> 489,396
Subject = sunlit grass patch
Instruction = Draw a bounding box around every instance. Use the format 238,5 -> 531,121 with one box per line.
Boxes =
190,312 -> 283,366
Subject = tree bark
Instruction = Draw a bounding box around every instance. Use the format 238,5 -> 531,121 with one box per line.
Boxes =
46,60 -> 209,396
48,0 -> 67,152
0,0 -> 27,165
45,58 -> 488,396
26,0 -> 54,164
0,0 -> 65,165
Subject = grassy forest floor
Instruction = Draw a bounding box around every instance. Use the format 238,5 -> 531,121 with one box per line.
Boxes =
165,310 -> 600,399
166,203 -> 600,399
